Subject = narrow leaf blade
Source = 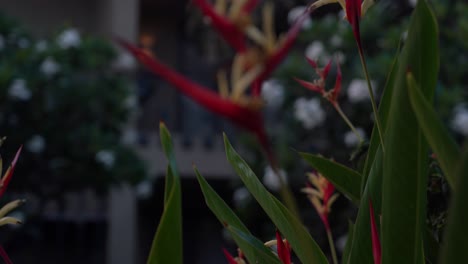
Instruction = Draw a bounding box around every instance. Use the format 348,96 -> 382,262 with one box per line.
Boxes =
224,134 -> 328,264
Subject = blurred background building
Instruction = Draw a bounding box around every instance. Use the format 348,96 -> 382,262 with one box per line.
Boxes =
0,0 -> 466,263
0,0 -> 238,263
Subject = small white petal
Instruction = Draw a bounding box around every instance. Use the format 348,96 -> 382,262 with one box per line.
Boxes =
263,166 -> 287,191
40,57 -> 61,77
57,28 -> 81,49
344,128 -> 366,147
261,79 -> 284,108
287,6 -> 312,29
8,79 -> 31,101
294,98 -> 326,130
26,135 -> 46,154
95,150 -> 116,169
347,79 -> 376,103
451,105 -> 468,136
232,187 -> 250,208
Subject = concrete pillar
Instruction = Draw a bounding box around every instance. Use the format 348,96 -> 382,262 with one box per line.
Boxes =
107,184 -> 138,264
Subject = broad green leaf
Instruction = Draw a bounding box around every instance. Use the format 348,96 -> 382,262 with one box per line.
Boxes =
299,153 -> 361,203
407,73 -> 460,188
224,134 -> 328,264
381,1 -> 439,263
346,45 -> 400,264
347,148 -> 383,264
227,225 -> 283,264
195,169 -> 281,264
440,144 -> 468,263
147,124 -> 182,264
341,221 -> 355,264
361,46 -> 400,191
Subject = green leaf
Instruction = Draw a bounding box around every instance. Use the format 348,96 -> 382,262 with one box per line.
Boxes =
223,134 -> 328,264
347,148 -> 383,264
406,73 -> 460,188
440,144 -> 468,263
341,221 -> 355,264
147,124 -> 182,264
361,46 -> 400,191
381,1 -> 439,263
195,169 -> 281,264
227,225 -> 283,264
299,153 -> 361,203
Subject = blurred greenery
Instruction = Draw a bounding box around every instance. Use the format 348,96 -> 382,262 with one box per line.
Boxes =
0,13 -> 146,197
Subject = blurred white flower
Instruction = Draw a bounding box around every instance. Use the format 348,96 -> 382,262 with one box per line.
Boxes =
8,79 -> 31,101
305,41 -> 325,60
35,40 -> 48,52
344,127 -> 366,147
113,51 -> 137,71
347,79 -> 376,103
334,51 -> 346,64
409,0 -> 417,7
26,135 -> 46,154
336,234 -> 348,253
136,180 -> 153,200
0,35 -> 4,50
40,57 -> 61,77
57,28 -> 81,49
232,187 -> 250,208
263,166 -> 287,191
95,150 -> 115,169
287,6 -> 312,29
294,98 -> 326,129
451,104 -> 468,136
401,30 -> 408,41
18,38 -> 30,49
124,94 -> 137,109
330,35 -> 343,47
121,128 -> 138,145
261,79 -> 284,108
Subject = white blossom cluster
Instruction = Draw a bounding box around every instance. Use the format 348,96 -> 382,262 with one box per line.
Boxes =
451,104 -> 468,136
263,166 -> 287,191
294,98 -> 326,129
57,28 -> 81,49
8,79 -> 31,101
261,79 -> 284,108
95,150 -> 116,170
343,128 -> 366,147
287,6 -> 312,29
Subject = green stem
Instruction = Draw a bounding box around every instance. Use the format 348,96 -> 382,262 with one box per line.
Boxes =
357,50 -> 385,152
334,103 -> 364,143
326,228 -> 338,264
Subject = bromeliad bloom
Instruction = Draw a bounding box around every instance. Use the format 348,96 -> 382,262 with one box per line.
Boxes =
369,199 -> 382,264
302,171 -> 339,230
118,40 -> 273,160
294,57 -> 341,107
264,230 -> 292,264
309,0 -> 375,47
308,0 -> 385,149
295,58 -> 364,144
193,0 -> 311,95
192,0 -> 259,52
222,248 -> 246,264
118,3 -> 310,164
0,144 -> 24,264
302,171 -> 340,264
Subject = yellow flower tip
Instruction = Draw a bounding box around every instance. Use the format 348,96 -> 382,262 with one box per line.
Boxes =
327,193 -> 340,211
0,216 -> 22,226
0,199 -> 25,218
361,0 -> 375,16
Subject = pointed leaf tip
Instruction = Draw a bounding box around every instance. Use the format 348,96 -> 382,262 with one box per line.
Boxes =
369,199 -> 381,264
222,248 -> 238,264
